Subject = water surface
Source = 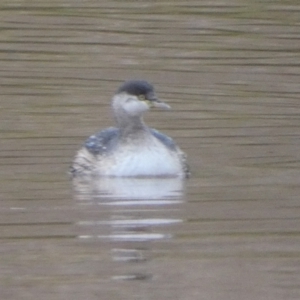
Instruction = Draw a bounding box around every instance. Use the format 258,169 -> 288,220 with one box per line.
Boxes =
1,1 -> 300,299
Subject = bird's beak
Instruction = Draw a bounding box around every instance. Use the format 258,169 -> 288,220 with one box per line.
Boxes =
146,94 -> 171,110
152,100 -> 171,110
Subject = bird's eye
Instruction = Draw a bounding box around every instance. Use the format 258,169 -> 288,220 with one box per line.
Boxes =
138,95 -> 146,101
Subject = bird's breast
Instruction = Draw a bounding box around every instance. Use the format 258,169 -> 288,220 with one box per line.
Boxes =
98,138 -> 183,177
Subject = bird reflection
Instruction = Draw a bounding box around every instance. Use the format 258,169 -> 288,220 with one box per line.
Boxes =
73,177 -> 185,281
73,176 -> 184,201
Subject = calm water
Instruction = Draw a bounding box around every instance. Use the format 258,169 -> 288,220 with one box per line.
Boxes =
1,1 -> 300,299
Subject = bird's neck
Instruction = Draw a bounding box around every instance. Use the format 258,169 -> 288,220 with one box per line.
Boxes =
116,115 -> 148,137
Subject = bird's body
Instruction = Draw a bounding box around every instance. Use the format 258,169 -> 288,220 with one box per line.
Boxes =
71,80 -> 189,178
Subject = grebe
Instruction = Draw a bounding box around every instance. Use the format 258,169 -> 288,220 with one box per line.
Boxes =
71,80 -> 189,178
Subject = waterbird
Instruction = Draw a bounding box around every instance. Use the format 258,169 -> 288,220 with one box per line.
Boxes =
71,80 -> 189,178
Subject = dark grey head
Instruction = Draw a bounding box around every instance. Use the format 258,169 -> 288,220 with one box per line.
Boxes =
116,80 -> 157,101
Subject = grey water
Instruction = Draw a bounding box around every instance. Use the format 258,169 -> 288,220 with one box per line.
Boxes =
1,1 -> 300,299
